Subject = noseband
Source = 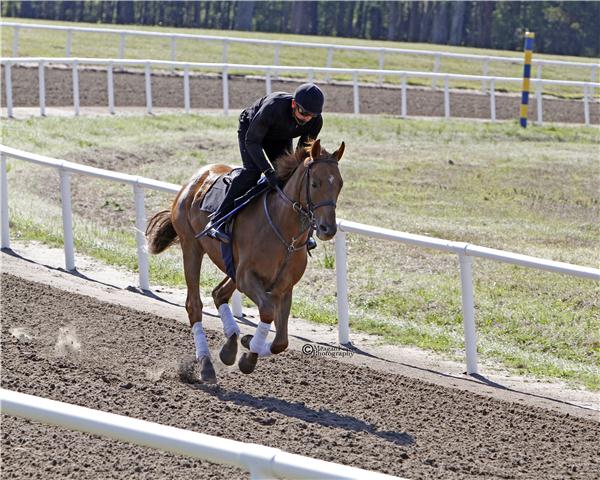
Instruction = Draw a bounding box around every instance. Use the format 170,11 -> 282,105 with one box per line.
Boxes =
264,158 -> 339,253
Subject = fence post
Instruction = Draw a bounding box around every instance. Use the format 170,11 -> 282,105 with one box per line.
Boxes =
4,61 -> 13,118
352,72 -> 360,115
232,291 -> 243,318
432,54 -> 441,88
66,29 -> 73,57
222,66 -> 229,116
273,43 -> 280,80
145,63 -> 153,114
334,229 -> 350,345
133,184 -> 150,291
1,153 -> 10,249
59,169 -> 75,271
583,85 -> 590,126
107,62 -> 115,114
444,76 -> 450,119
519,31 -> 535,128
326,47 -> 333,82
490,78 -> 496,122
265,70 -> 272,95
184,66 -> 190,113
378,49 -> 385,85
401,74 -> 407,118
119,32 -> 126,59
170,36 -> 177,71
458,253 -> 478,375
12,26 -> 20,57
72,60 -> 80,116
481,58 -> 489,93
535,80 -> 543,125
222,40 -> 229,64
39,61 -> 46,116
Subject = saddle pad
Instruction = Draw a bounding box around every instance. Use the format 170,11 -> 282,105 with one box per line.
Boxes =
199,168 -> 242,213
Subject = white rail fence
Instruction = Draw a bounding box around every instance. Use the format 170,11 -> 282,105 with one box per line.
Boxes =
2,21 -> 598,89
0,389 -> 400,480
2,57 -> 599,125
2,144 -> 599,375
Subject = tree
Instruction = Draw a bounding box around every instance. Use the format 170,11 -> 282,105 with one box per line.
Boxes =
449,1 -> 467,45
431,1 -> 449,44
234,1 -> 254,31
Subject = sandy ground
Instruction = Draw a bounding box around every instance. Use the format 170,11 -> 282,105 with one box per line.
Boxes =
1,241 -> 599,479
1,65 -> 598,124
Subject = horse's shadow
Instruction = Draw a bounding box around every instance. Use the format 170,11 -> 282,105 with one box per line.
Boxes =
194,383 -> 413,447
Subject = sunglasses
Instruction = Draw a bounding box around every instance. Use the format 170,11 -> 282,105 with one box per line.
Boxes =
295,103 -> 316,118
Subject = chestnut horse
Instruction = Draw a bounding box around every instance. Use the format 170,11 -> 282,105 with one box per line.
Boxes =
145,140 -> 344,383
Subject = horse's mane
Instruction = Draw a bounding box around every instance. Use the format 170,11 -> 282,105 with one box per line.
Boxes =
275,139 -> 329,181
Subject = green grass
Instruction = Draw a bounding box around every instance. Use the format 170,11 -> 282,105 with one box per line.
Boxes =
2,112 -> 599,390
2,17 -> 598,99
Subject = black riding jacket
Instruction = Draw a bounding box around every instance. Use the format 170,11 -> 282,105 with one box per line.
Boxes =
240,92 -> 323,173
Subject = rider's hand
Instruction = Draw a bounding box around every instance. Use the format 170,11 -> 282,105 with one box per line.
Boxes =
264,168 -> 283,189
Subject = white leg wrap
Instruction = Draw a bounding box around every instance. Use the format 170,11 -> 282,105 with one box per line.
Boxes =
249,321 -> 273,357
218,303 -> 240,339
192,322 -> 210,360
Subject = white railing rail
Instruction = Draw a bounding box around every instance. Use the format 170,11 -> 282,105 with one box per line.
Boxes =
2,145 -> 599,375
333,220 -> 600,374
0,389 -> 401,480
2,21 -> 598,88
2,57 -> 598,125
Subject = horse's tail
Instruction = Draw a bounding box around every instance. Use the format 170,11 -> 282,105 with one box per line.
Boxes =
146,209 -> 178,254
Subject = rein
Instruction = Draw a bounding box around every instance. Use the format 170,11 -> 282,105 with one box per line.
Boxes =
264,159 -> 338,254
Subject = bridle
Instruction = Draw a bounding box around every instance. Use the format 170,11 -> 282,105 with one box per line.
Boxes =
264,158 -> 339,254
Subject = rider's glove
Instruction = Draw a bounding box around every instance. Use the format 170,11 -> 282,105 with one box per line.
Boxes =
264,168 -> 283,189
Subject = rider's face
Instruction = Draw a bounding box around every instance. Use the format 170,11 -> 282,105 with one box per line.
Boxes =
292,100 -> 316,125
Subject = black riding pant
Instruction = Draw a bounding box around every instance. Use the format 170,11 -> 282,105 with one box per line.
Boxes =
212,120 -> 292,219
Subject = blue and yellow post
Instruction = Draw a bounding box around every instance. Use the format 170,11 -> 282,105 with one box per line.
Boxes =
519,31 -> 535,128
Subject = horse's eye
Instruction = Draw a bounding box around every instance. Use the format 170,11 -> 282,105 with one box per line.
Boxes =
311,181 -> 318,188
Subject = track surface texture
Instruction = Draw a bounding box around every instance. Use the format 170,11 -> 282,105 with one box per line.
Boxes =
2,271 -> 599,479
2,65 -> 599,124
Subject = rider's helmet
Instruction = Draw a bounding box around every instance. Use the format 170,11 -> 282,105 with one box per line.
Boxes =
293,83 -> 325,115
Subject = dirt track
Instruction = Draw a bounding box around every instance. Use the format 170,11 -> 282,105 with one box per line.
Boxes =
2,271 -> 599,479
2,65 -> 599,124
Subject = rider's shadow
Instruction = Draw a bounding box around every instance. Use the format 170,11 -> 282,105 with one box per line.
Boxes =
196,385 -> 414,447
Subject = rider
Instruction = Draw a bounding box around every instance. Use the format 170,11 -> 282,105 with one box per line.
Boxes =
206,82 -> 325,246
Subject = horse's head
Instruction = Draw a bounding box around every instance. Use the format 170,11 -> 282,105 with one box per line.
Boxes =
302,140 -> 345,241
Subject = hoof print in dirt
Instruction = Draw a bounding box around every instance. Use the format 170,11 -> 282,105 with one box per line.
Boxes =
177,355 -> 200,384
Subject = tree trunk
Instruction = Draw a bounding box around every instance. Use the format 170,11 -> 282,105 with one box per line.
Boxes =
291,1 -> 308,34
431,1 -> 449,44
234,0 -> 254,30
408,1 -> 421,42
418,1 -> 434,43
479,1 -> 496,48
387,1 -> 400,41
448,1 -> 466,45
308,1 -> 318,35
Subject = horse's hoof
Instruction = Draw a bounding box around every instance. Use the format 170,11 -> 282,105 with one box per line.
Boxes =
219,334 -> 238,366
241,334 -> 253,350
199,357 -> 217,384
238,352 -> 258,374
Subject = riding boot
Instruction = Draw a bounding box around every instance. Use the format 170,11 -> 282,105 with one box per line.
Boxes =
206,174 -> 254,243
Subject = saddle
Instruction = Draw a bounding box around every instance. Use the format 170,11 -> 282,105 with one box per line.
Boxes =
197,168 -> 270,281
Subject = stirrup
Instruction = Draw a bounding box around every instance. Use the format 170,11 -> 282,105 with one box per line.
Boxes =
307,237 -> 317,251
208,226 -> 231,244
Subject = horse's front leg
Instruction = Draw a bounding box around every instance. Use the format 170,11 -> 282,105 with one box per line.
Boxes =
271,290 -> 292,354
237,271 -> 278,374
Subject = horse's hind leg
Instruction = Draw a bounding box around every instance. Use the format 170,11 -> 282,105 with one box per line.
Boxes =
212,277 -> 240,366
182,239 -> 216,384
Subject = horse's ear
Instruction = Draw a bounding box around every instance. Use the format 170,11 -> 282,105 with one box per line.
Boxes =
333,141 -> 345,162
310,139 -> 321,160
303,156 -> 313,167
